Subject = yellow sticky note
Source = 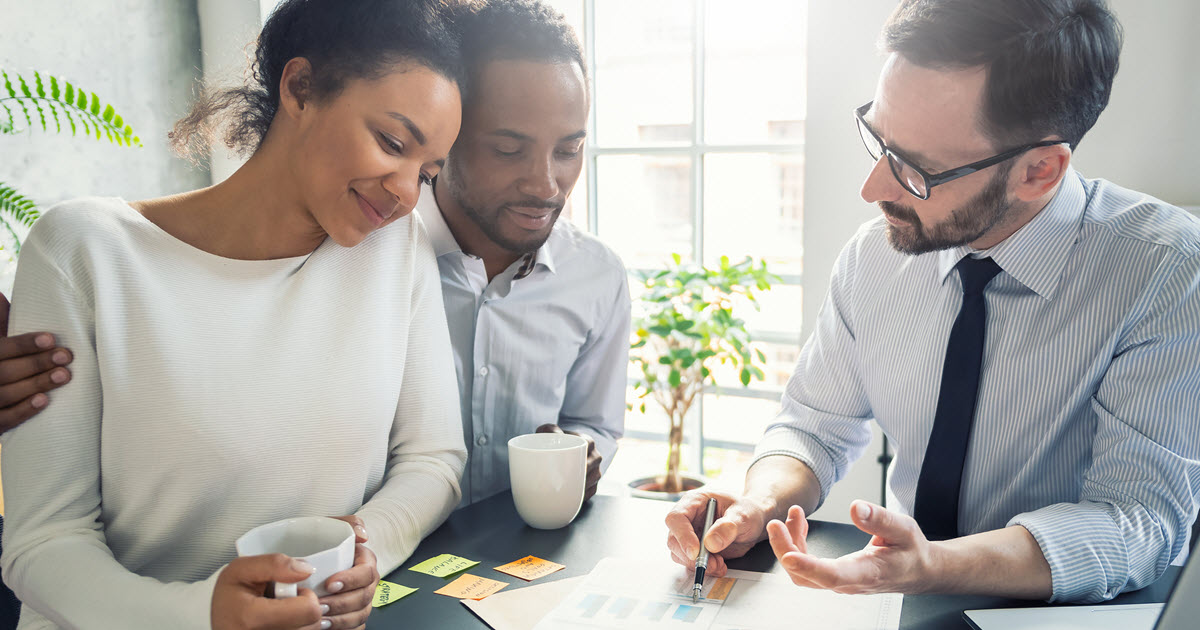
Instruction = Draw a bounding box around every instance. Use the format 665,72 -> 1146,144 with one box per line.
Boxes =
493,555 -> 566,581
372,580 -> 417,608
409,554 -> 480,578
434,573 -> 509,600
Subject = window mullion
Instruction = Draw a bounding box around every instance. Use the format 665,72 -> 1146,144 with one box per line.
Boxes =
690,0 -> 707,478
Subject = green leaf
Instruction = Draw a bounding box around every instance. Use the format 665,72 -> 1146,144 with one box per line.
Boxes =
0,102 -> 13,134
671,252 -> 682,265
755,349 -> 767,364
77,88 -> 87,109
17,75 -> 32,98
90,91 -> 101,115
49,75 -> 59,100
668,369 -> 681,388
102,103 -> 114,123
64,81 -> 74,104
34,71 -> 45,98
0,183 -> 41,255
1,70 -> 14,98
63,107 -> 76,136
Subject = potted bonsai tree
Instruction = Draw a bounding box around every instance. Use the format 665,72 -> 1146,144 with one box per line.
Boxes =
629,253 -> 777,499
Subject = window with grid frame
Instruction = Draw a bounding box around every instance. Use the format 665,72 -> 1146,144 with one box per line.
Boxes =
549,0 -> 808,483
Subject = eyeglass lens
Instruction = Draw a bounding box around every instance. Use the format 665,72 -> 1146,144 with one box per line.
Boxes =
857,116 -> 927,198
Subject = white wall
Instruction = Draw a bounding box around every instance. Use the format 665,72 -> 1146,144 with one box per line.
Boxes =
802,0 -> 1200,523
0,0 -> 209,210
0,0 -> 210,293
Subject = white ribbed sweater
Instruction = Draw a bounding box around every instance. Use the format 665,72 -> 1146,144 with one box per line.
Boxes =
1,198 -> 466,629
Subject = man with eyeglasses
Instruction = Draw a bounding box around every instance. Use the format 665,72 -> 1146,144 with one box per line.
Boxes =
666,0 -> 1200,603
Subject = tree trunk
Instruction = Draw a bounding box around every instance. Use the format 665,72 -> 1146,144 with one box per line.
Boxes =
663,413 -> 685,493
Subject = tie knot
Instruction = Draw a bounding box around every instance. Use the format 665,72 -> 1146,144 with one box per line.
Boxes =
956,256 -> 1002,296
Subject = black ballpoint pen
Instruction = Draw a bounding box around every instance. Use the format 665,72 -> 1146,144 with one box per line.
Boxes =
692,497 -> 718,604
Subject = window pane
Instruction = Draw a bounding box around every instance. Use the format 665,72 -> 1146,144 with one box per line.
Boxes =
593,0 -> 694,146
705,338 -> 800,392
704,0 -> 807,144
596,154 -> 693,268
563,163 -> 589,232
702,394 -> 780,446
701,446 -> 756,485
703,153 -> 804,277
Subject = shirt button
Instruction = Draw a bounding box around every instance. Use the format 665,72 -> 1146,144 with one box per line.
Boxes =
478,366 -> 489,377
476,435 -> 488,446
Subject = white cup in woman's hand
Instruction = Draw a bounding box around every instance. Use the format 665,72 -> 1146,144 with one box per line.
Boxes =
235,516 -> 355,597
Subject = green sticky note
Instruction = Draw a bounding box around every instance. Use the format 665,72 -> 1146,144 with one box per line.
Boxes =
408,553 -> 480,578
372,580 -> 417,608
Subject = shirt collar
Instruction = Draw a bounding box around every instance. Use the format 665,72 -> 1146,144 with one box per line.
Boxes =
414,186 -> 462,258
936,167 -> 1087,300
415,182 -> 560,277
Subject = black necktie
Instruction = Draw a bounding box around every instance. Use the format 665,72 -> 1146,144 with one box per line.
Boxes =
913,255 -> 1003,540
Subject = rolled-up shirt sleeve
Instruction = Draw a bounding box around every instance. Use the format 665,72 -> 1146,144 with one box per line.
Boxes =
753,230 -> 875,509
1009,252 -> 1200,603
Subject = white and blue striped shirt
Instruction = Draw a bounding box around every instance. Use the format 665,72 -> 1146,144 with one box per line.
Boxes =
755,168 -> 1200,603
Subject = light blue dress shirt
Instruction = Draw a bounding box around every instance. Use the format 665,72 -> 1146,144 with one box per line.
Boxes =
755,168 -> 1200,603
416,191 -> 630,505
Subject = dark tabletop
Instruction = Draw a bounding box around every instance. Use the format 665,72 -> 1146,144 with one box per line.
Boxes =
366,492 -> 1180,629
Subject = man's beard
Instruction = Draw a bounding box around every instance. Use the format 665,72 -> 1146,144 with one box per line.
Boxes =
444,162 -> 561,255
881,164 -> 1014,255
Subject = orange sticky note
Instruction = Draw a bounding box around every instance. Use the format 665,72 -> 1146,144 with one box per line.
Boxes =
434,573 -> 509,600
493,555 -> 566,581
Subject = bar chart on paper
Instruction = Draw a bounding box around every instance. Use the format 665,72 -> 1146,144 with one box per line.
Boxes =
533,558 -> 902,630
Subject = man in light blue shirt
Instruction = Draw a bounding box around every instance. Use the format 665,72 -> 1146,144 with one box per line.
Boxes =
421,1 -> 629,506
666,0 -> 1200,603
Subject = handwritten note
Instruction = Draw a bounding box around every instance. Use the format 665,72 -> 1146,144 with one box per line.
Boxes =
372,580 -> 417,608
494,555 -> 566,581
435,573 -> 509,600
409,553 -> 480,578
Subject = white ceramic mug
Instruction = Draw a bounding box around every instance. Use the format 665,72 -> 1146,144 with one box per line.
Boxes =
235,516 -> 355,598
508,432 -> 588,529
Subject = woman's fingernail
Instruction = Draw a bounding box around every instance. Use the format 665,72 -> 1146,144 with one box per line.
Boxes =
51,369 -> 69,384
34,334 -> 54,349
31,394 -> 48,408
52,350 -> 71,364
855,502 -> 871,520
355,524 -> 368,538
327,580 -> 344,593
320,604 -> 330,614
291,558 -> 316,574
320,620 -> 331,630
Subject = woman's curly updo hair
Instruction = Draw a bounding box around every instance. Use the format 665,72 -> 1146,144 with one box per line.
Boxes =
171,0 -> 468,163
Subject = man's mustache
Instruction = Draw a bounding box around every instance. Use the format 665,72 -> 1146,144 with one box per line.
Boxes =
879,201 -> 919,223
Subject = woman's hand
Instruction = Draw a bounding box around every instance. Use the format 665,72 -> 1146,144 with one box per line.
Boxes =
320,515 -> 379,630
212,554 -> 323,630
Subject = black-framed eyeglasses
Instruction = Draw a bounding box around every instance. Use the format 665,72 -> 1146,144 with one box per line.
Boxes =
855,101 -> 1063,200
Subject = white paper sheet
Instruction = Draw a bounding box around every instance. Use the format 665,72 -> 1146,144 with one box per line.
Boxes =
530,558 -> 902,630
462,576 -> 586,630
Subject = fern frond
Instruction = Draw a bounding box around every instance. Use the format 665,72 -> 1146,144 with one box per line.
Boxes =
0,69 -> 142,147
0,183 -> 41,256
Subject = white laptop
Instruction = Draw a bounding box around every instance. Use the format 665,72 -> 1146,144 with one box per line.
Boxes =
963,551 -> 1199,630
